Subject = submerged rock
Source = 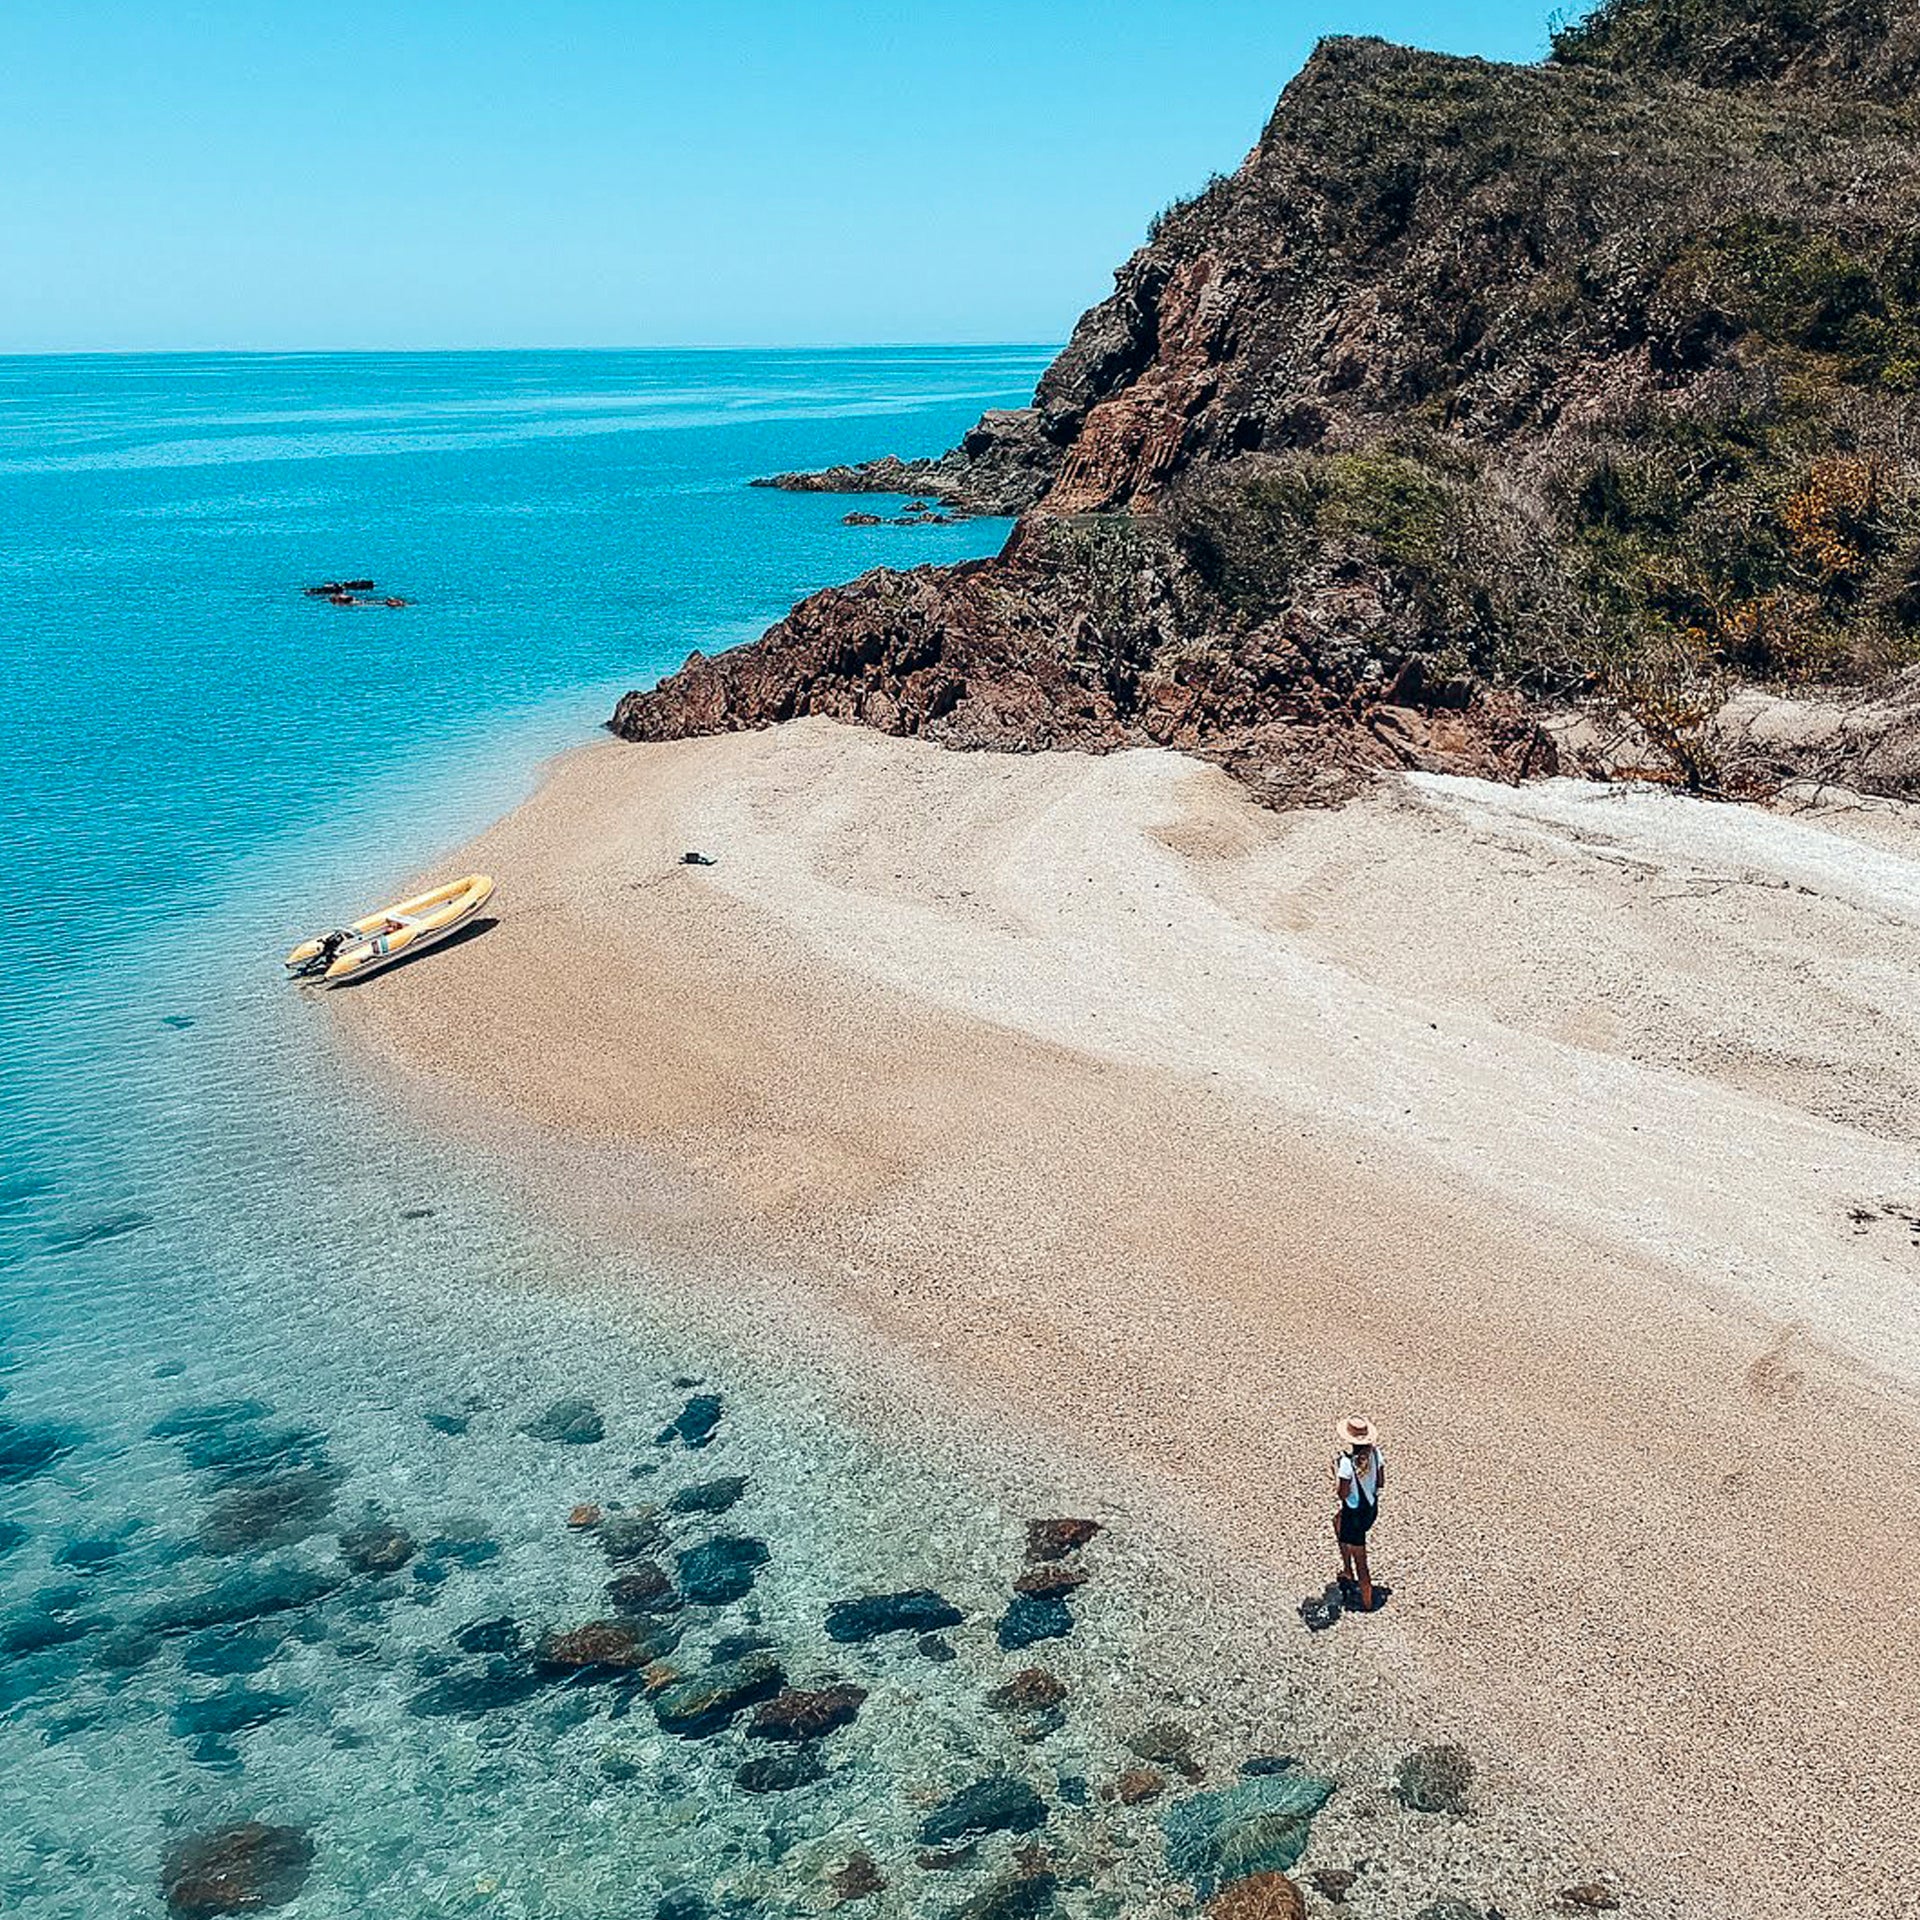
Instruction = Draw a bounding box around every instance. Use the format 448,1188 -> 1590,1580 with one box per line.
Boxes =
521,1396 -> 605,1445
0,1419 -> 79,1485
1129,1720 -> 1203,1780
3,1606 -> 107,1660
667,1474 -> 748,1515
151,1401 -> 273,1438
747,1682 -> 867,1741
1012,1563 -> 1087,1599
1306,1869 -> 1359,1904
0,1520 -> 26,1558
408,1663 -> 546,1718
169,1687 -> 296,1741
423,1521 -> 500,1569
143,1560 -> 346,1637
830,1851 -> 886,1903
948,1853 -> 1059,1920
178,1423 -> 329,1486
423,1408 -> 470,1436
598,1507 -> 665,1563
651,1649 -> 784,1737
1111,1767 -> 1168,1806
675,1534 -> 768,1605
1204,1872 -> 1307,1920
160,1821 -> 313,1916
997,1593 -> 1073,1650
825,1589 -> 963,1643
55,1532 -> 130,1573
1025,1518 -> 1101,1562
1393,1743 -> 1473,1815
655,1392 -> 723,1450
988,1668 -> 1067,1712
917,1632 -> 958,1662
605,1562 -> 680,1615
453,1617 -> 523,1657
535,1619 -> 678,1674
1162,1771 -> 1336,1897
1240,1755 -> 1298,1777
737,1746 -> 827,1793
183,1628 -> 286,1678
1559,1887 -> 1621,1911
919,1776 -> 1048,1847
339,1522 -> 415,1574
197,1469 -> 339,1555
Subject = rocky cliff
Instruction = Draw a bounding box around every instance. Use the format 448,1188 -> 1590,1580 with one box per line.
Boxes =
615,1 -> 1920,802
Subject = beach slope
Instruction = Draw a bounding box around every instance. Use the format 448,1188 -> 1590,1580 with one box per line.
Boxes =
338,720 -> 1920,1918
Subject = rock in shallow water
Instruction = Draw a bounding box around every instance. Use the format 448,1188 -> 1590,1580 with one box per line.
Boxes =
736,1746 -> 826,1793
161,1821 -> 313,1916
521,1396 -> 605,1445
197,1469 -> 339,1555
997,1593 -> 1073,1650
655,1392 -> 722,1449
919,1776 -> 1048,1847
535,1619 -> 679,1674
168,1687 -> 296,1741
408,1662 -> 546,1719
1204,1872 -> 1306,1920
675,1534 -> 768,1605
1024,1518 -> 1101,1562
598,1507 -> 664,1563
1393,1743 -> 1473,1815
143,1560 -> 346,1636
0,1419 -> 79,1485
988,1668 -> 1067,1712
830,1850 -> 886,1903
825,1589 -> 963,1643
651,1649 -> 784,1737
747,1682 -> 867,1741
667,1473 -> 748,1515
1162,1771 -> 1335,1897
0,1520 -> 26,1558
339,1522 -> 415,1574
605,1562 -> 680,1614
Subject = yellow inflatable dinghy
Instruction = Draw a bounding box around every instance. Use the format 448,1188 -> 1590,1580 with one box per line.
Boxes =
285,873 -> 495,988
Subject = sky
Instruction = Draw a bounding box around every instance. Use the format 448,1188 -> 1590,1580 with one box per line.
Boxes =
1,0 -> 1554,354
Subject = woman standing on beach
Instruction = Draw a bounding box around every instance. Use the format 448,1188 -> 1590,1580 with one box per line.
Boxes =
1334,1415 -> 1385,1612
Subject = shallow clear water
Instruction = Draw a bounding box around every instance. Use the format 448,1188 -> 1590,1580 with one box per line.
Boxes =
0,350 -> 1522,1920
0,348 -> 1250,1920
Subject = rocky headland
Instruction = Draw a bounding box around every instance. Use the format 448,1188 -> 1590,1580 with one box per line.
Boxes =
619,0 -> 1920,806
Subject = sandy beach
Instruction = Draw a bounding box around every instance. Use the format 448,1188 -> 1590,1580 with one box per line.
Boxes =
337,718 -> 1920,1919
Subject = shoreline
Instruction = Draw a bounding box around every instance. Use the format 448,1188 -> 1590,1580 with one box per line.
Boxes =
334,717 -> 1920,1920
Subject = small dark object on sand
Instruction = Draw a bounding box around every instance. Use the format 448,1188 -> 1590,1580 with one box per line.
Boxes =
682,851 -> 716,867
383,596 -> 407,608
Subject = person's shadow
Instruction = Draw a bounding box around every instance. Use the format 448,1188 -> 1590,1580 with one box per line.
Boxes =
1297,1579 -> 1393,1631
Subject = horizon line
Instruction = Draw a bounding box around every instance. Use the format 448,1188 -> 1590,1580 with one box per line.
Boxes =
0,340 -> 1069,364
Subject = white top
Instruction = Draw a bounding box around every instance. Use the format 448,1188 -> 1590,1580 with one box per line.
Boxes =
1337,1450 -> 1382,1508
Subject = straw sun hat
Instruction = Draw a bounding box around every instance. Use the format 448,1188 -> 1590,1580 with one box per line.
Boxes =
1337,1415 -> 1378,1450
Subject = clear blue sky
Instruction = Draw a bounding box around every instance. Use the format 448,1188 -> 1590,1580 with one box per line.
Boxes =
2,0 -> 1553,354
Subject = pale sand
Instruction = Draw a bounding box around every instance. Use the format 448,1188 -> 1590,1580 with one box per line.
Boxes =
338,719 -> 1920,1917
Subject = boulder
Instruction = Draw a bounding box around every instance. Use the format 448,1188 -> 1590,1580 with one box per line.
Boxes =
737,1747 -> 827,1793
666,1475 -> 748,1516
747,1682 -> 867,1740
521,1396 -> 604,1445
988,1667 -> 1067,1711
1129,1721 -> 1203,1779
655,1392 -> 722,1449
1012,1564 -> 1087,1599
1025,1518 -> 1102,1562
533,1620 -> 665,1673
1163,1771 -> 1336,1897
160,1822 -> 313,1916
830,1850 -> 886,1903
605,1562 -> 681,1614
1205,1873 -> 1306,1920
675,1534 -> 769,1605
1393,1743 -> 1473,1815
919,1776 -> 1048,1847
197,1471 -> 339,1555
407,1663 -> 545,1718
826,1589 -> 964,1642
997,1593 -> 1073,1650
652,1650 -> 784,1737
598,1507 -> 665,1563
339,1523 -> 415,1574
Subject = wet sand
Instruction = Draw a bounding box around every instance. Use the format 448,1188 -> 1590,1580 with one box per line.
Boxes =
336,718 -> 1920,1919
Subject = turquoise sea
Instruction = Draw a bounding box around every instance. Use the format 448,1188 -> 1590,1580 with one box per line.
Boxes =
0,349 -> 1355,1920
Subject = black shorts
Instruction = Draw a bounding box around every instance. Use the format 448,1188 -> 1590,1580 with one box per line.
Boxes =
1336,1501 -> 1375,1547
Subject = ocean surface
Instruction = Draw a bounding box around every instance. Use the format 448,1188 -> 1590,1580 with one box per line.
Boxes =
0,350 -> 1375,1920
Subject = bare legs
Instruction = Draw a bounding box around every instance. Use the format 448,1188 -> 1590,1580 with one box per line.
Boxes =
1336,1528 -> 1375,1612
